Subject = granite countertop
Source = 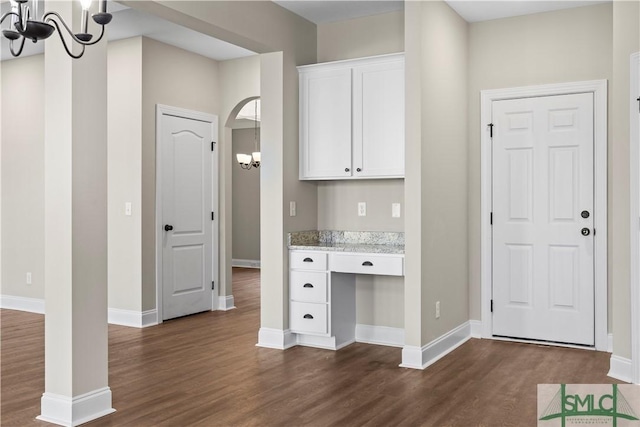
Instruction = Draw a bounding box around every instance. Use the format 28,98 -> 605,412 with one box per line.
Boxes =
288,231 -> 405,255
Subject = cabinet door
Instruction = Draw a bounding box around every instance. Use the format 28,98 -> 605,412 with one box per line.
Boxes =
299,68 -> 352,179
353,59 -> 404,178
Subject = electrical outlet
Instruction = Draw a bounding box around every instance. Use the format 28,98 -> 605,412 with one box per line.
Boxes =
125,202 -> 132,216
289,201 -> 296,217
392,203 -> 401,218
26,272 -> 32,285
436,301 -> 440,319
358,202 -> 367,217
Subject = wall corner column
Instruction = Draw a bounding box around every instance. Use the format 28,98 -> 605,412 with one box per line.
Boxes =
39,1 -> 113,425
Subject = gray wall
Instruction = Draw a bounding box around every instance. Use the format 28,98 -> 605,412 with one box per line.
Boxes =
405,0 -> 469,346
467,3 -> 614,325
108,37 -> 143,311
232,128 -> 261,262
610,0 -> 639,359
316,11 -> 405,329
140,37 -> 221,311
0,55 -> 45,300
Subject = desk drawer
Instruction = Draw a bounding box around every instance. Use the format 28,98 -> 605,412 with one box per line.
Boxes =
290,271 -> 328,303
330,253 -> 404,276
290,251 -> 327,271
290,301 -> 328,335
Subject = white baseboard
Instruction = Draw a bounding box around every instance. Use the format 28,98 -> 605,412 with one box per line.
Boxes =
296,334 -> 353,350
469,320 -> 482,338
608,333 -> 613,353
400,321 -> 471,370
256,328 -> 296,350
0,295 -> 45,314
355,324 -> 404,348
107,308 -> 158,328
608,355 -> 633,383
37,387 -> 115,427
232,259 -> 261,269
217,295 -> 236,311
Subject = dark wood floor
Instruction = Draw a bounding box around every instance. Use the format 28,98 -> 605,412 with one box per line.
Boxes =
1,268 -> 621,426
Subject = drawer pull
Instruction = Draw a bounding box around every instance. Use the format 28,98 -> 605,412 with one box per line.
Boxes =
303,283 -> 314,288
303,257 -> 314,263
303,314 -> 314,319
362,261 -> 374,266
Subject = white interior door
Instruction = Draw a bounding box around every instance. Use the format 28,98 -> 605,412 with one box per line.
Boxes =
492,93 -> 595,345
161,113 -> 214,320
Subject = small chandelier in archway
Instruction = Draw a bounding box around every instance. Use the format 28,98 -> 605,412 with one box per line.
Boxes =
236,100 -> 261,171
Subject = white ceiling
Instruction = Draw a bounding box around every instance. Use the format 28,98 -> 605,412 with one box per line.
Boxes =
1,0 -> 614,62
273,0 -> 611,24
273,0 -> 403,24
445,0 -> 611,23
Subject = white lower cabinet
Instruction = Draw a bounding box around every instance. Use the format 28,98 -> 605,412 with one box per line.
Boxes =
290,301 -> 328,335
289,249 -> 403,350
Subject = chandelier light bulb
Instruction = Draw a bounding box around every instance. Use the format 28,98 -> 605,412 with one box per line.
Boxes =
79,0 -> 93,10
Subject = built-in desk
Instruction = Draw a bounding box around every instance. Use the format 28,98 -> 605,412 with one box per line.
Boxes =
288,231 -> 404,350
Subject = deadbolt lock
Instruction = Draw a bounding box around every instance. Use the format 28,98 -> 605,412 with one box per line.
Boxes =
581,210 -> 590,219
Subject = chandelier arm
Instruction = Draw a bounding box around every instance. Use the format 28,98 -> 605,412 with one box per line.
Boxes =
46,18 -> 86,59
0,11 -> 19,25
42,11 -> 105,46
9,36 -> 26,57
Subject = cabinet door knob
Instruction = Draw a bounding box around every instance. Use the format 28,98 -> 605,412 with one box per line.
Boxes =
303,314 -> 314,319
356,168 -> 362,172
345,168 -> 350,172
303,283 -> 314,288
303,257 -> 313,263
362,261 -> 373,266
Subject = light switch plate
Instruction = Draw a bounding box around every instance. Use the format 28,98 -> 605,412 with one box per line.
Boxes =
289,201 -> 296,217
125,202 -> 132,216
392,203 -> 401,218
358,202 -> 366,217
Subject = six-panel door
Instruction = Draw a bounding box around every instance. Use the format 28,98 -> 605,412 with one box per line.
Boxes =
492,93 -> 595,345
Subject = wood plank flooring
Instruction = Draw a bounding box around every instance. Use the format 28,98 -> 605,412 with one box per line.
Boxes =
1,268 -> 621,426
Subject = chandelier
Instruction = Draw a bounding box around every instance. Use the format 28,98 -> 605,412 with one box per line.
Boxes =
236,99 -> 261,170
1,0 -> 112,59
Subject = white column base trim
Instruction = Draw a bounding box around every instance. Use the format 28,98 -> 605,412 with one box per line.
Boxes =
37,387 -> 115,427
355,324 -> 404,347
217,295 -> 236,311
608,355 -> 633,383
256,328 -> 296,350
107,308 -> 158,328
607,333 -> 613,353
469,320 -> 482,338
400,321 -> 471,370
232,259 -> 261,269
0,295 -> 45,314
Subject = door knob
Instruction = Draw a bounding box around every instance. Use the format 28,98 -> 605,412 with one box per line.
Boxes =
164,224 -> 174,231
581,228 -> 590,236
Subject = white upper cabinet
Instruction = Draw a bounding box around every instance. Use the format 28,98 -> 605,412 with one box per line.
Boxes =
298,53 -> 405,180
299,67 -> 353,179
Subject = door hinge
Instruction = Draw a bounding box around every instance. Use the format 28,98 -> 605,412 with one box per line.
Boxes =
490,212 -> 493,225
593,228 -> 596,236
488,123 -> 494,138
211,212 -> 215,221
211,141 -> 216,151
212,281 -> 215,290
637,97 -> 640,113
491,299 -> 493,313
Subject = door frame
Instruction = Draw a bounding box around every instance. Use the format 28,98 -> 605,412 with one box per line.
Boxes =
480,80 -> 608,351
155,104 -> 219,323
630,52 -> 640,383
